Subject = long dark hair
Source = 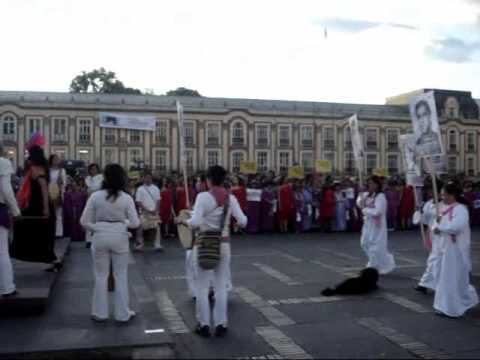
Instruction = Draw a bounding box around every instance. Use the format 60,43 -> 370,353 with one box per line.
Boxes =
368,176 -> 384,196
28,145 -> 49,178
102,164 -> 127,201
443,181 -> 469,206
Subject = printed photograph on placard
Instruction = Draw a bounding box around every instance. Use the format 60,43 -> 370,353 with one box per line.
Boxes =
348,114 -> 364,167
409,91 -> 443,157
399,134 -> 421,175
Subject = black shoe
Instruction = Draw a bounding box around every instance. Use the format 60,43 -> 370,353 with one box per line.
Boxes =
45,263 -> 63,273
195,324 -> 210,338
2,290 -> 17,298
214,325 -> 228,338
414,285 -> 428,295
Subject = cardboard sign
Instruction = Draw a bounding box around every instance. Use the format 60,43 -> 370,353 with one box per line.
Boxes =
288,166 -> 304,179
372,168 -> 388,177
128,170 -> 141,179
315,160 -> 332,173
240,161 -> 257,174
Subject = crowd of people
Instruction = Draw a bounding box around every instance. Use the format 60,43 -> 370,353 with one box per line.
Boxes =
0,143 -> 478,337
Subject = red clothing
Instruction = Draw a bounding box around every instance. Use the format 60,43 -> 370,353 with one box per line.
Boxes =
159,188 -> 173,223
320,188 -> 335,220
399,186 -> 415,219
176,186 -> 188,213
231,186 -> 247,211
277,184 -> 295,222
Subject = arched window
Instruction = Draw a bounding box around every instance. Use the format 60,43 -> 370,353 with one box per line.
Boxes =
1,113 -> 17,141
448,129 -> 457,151
231,121 -> 246,146
231,151 -> 245,173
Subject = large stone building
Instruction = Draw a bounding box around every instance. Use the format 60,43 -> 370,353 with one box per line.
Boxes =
0,89 -> 479,177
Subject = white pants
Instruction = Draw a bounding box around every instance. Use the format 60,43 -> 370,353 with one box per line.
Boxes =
193,242 -> 231,327
136,225 -> 162,249
0,226 -> 15,295
186,249 -> 196,298
55,206 -> 63,238
91,228 -> 132,321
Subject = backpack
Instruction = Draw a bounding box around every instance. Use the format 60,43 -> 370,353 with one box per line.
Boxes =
196,194 -> 230,270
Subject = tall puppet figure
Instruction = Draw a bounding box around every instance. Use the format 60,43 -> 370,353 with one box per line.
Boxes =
356,176 -> 396,275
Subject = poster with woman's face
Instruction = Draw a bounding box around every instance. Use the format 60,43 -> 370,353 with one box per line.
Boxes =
409,91 -> 444,158
399,134 -> 423,186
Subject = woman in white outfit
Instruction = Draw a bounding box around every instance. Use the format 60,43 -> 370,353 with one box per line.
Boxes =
413,183 -> 443,294
178,165 -> 247,338
80,164 -> 140,322
432,182 -> 478,318
0,148 -> 21,297
84,164 -> 104,248
49,155 -> 67,238
356,176 -> 396,275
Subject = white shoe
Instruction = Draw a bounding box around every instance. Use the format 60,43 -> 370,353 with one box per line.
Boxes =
116,311 -> 136,323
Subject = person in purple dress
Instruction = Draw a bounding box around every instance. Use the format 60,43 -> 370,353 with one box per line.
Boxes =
260,181 -> 276,233
473,182 -> 480,227
293,180 -> 305,233
246,180 -> 262,234
63,177 -> 87,242
302,179 -> 314,232
384,180 -> 400,231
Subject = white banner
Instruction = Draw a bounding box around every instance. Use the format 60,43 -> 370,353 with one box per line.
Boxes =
176,101 -> 187,165
348,114 -> 364,170
99,112 -> 156,131
409,91 -> 444,158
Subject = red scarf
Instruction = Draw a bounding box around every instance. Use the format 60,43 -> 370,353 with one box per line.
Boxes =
17,169 -> 33,210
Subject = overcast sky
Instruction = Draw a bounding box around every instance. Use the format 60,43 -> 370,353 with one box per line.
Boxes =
1,0 -> 480,104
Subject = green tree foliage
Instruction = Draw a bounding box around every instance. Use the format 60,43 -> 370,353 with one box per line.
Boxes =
69,68 -> 142,94
166,87 -> 202,97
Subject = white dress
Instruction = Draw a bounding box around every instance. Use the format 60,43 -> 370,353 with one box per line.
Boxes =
433,203 -> 479,317
49,168 -> 66,237
357,192 -> 396,275
414,199 -> 443,290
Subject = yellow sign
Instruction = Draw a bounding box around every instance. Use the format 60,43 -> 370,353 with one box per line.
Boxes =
240,161 -> 257,174
315,160 -> 332,173
288,166 -> 304,179
128,170 -> 141,179
373,168 -> 389,177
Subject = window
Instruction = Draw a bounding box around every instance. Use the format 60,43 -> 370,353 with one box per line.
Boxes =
28,117 -> 42,137
52,118 -> 67,143
128,149 -> 142,170
185,150 -> 195,173
279,151 -> 290,173
256,151 -> 269,173
300,126 -> 313,147
323,127 -> 335,150
129,130 -> 142,144
467,132 -> 476,152
231,151 -> 245,173
78,119 -> 92,144
207,150 -> 220,167
103,148 -> 117,165
184,122 -> 195,146
154,149 -> 168,172
2,114 -> 16,142
155,121 -> 168,144
206,123 -> 220,146
387,154 -> 399,175
278,125 -> 291,147
103,128 -> 116,144
256,124 -> 269,146
323,152 -> 335,173
447,156 -> 457,174
344,127 -> 352,149
466,157 -> 475,177
231,122 -> 245,146
386,129 -> 399,149
365,128 -> 378,149
448,130 -> 457,151
301,152 -> 314,173
344,152 -> 355,175
366,154 -> 378,174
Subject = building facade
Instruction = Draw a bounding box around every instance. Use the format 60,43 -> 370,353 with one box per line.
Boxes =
0,89 -> 479,177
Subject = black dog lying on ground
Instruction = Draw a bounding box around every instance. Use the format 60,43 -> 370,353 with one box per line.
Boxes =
321,268 -> 379,296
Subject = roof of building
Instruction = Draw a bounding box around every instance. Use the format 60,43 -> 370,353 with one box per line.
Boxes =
0,90 -> 410,120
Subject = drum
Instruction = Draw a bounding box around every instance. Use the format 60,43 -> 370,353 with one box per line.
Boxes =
177,209 -> 193,249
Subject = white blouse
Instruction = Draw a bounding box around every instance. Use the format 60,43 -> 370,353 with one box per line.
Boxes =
85,174 -> 104,195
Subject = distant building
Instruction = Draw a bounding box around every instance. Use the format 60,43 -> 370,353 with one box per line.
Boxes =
0,89 -> 478,177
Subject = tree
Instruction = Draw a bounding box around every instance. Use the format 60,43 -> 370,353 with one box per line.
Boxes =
166,87 -> 202,97
69,67 -> 142,94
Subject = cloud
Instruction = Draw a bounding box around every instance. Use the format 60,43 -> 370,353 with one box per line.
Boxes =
313,17 -> 419,33
425,37 -> 480,63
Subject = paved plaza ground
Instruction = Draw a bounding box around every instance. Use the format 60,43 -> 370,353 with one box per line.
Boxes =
1,229 -> 480,359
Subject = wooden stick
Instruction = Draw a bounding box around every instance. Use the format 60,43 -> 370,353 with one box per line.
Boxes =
426,156 -> 440,218
412,185 -> 427,246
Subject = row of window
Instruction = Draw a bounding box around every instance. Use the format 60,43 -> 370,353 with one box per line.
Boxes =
1,114 -> 478,152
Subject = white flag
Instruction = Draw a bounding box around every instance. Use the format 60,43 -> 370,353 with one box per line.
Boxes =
348,114 -> 364,171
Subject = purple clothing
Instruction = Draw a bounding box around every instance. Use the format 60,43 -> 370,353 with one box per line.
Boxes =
472,192 -> 480,226
385,189 -> 400,230
260,189 -> 275,232
246,189 -> 262,233
294,190 -> 305,232
302,187 -> 313,231
63,190 -> 87,242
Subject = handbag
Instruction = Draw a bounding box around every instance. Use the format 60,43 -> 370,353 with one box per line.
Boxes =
196,194 -> 229,270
